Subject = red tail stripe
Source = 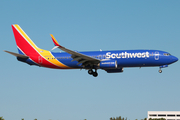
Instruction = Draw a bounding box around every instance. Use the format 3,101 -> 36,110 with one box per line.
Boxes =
12,25 -> 64,69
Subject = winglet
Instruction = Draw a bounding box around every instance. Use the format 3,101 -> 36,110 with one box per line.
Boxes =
50,34 -> 60,46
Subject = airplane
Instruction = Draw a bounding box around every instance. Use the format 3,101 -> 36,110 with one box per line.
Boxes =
4,24 -> 178,77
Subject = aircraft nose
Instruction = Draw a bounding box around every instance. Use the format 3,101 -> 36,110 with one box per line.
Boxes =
171,56 -> 178,63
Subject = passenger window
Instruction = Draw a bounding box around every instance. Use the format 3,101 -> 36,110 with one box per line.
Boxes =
99,55 -> 102,59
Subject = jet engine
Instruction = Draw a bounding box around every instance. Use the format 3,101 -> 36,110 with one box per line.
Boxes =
105,68 -> 124,73
98,60 -> 117,69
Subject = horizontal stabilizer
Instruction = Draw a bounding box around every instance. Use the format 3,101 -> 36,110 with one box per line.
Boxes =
4,50 -> 29,58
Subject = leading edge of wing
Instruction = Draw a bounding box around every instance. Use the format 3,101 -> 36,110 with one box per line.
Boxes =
50,34 -> 100,64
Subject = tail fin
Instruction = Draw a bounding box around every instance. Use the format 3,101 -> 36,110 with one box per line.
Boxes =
10,24 -> 70,68
11,24 -> 40,56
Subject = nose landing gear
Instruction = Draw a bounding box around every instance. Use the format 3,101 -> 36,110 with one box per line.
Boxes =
88,69 -> 98,77
158,65 -> 168,73
159,69 -> 162,73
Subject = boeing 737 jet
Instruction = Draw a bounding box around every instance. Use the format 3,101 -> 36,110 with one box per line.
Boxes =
4,24 -> 178,77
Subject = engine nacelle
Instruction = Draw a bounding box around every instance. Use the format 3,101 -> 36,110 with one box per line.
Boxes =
98,60 -> 117,69
105,68 -> 123,73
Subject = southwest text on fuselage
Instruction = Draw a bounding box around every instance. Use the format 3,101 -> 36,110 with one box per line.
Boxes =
106,52 -> 150,59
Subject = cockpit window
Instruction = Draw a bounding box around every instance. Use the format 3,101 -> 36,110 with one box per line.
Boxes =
164,53 -> 171,56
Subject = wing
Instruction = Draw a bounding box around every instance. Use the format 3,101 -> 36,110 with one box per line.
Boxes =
50,34 -> 100,67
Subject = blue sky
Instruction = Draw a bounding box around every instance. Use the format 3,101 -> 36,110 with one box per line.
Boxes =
1,1 -> 180,120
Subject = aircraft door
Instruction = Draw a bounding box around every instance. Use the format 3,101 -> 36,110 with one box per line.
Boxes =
154,51 -> 159,60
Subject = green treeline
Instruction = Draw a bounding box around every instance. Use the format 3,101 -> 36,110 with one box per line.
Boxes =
109,117 -> 166,120
0,117 -> 37,120
0,117 -> 4,120
0,116 -> 166,120
109,116 -> 147,120
110,116 -> 128,120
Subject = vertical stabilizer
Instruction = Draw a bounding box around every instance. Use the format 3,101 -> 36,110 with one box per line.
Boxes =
11,24 -> 40,56
11,24 -> 71,69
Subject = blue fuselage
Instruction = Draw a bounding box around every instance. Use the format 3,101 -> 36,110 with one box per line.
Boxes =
50,50 -> 178,69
